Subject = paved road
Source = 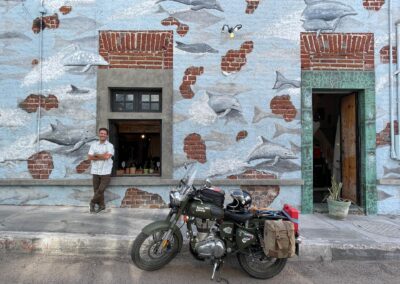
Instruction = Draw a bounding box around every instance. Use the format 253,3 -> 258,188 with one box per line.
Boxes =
1,253 -> 399,284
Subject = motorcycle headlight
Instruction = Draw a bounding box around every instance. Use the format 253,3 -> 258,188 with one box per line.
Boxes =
169,191 -> 182,207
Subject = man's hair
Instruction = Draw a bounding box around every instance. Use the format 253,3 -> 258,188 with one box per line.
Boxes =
98,127 -> 109,135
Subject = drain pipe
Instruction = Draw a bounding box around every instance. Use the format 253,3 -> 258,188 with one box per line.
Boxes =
388,0 -> 398,159
396,20 -> 400,158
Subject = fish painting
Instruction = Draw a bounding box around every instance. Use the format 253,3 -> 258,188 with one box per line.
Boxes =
176,41 -> 218,53
246,136 -> 297,165
273,123 -> 301,139
301,0 -> 357,36
273,71 -> 301,89
0,31 -> 31,46
207,91 -> 242,117
204,130 -> 234,150
69,188 -> 120,203
252,106 -> 300,124
0,190 -> 48,205
383,166 -> 400,177
290,141 -> 301,154
40,120 -> 97,152
254,159 -> 301,173
67,85 -> 90,94
62,46 -> 109,72
156,0 -> 224,12
159,6 -> 224,27
377,190 -> 394,201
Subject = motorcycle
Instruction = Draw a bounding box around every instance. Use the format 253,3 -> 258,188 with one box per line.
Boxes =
131,165 -> 300,280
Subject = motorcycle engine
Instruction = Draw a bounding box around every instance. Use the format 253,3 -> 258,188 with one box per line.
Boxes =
193,218 -> 225,258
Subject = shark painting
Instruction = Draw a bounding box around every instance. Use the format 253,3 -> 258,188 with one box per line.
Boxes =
158,6 -> 224,27
273,71 -> 301,89
0,31 -> 31,46
40,120 -> 97,152
156,0 -> 223,12
62,46 -> 109,72
246,136 -> 297,166
207,91 -> 242,117
176,41 -> 218,53
301,0 -> 357,36
67,85 -> 90,94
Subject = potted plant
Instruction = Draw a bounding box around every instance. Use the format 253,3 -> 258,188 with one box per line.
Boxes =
326,175 -> 351,220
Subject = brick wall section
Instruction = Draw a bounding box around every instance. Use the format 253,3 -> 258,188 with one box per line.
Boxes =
76,160 -> 91,174
300,33 -> 374,71
121,188 -> 167,208
161,17 -> 189,37
27,151 -> 54,179
363,0 -> 385,11
221,41 -> 253,74
245,0 -> 260,14
59,6 -> 72,15
19,94 -> 58,113
184,133 -> 207,163
32,14 -> 60,33
236,130 -> 248,141
270,95 -> 297,122
377,121 -> 398,146
98,31 -> 173,69
31,59 -> 39,66
380,45 -> 397,64
179,66 -> 204,99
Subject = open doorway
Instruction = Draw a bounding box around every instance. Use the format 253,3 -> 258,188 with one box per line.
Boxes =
312,92 -> 359,206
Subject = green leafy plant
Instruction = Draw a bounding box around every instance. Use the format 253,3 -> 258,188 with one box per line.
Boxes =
327,175 -> 343,201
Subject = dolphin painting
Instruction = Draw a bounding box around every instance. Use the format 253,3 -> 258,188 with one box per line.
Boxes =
156,0 -> 224,12
207,91 -> 242,117
176,41 -> 218,53
301,0 -> 357,36
40,120 -> 97,152
246,136 -> 297,165
273,71 -> 301,89
62,46 -> 109,72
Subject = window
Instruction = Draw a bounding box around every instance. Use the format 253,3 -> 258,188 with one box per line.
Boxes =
111,89 -> 161,112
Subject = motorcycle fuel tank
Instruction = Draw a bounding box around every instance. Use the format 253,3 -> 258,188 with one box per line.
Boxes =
188,201 -> 224,220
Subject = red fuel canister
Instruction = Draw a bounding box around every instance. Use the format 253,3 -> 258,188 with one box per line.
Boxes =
283,204 -> 299,235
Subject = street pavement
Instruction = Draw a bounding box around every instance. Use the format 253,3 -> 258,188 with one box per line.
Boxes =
1,205 -> 400,262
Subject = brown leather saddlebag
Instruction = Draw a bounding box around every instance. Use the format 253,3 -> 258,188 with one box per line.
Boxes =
263,219 -> 295,258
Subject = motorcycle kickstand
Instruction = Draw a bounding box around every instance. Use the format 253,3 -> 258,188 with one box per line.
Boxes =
210,260 -> 225,282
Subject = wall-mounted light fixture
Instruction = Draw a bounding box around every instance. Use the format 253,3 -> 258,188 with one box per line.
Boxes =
141,134 -> 146,139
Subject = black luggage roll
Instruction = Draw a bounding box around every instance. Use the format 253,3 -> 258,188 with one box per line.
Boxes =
198,188 -> 225,208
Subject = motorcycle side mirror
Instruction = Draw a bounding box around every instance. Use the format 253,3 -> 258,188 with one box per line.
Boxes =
205,178 -> 212,188
184,162 -> 187,170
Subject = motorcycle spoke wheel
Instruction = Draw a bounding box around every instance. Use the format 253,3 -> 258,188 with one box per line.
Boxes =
237,250 -> 287,279
131,229 -> 179,271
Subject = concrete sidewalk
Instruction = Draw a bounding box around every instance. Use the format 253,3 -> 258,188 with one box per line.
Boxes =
0,205 -> 400,262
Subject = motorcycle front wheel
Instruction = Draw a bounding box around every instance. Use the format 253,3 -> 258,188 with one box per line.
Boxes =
237,250 -> 287,279
131,229 -> 180,271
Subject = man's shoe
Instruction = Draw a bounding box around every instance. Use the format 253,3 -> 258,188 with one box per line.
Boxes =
95,206 -> 106,213
89,203 -> 95,213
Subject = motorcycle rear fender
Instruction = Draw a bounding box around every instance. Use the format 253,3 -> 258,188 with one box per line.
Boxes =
142,220 -> 183,252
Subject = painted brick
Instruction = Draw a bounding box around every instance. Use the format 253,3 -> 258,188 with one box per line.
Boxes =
99,31 -> 173,69
161,17 -> 189,37
376,121 -> 398,146
179,66 -> 204,99
300,33 -> 374,71
121,188 -> 167,208
363,0 -> 385,11
59,6 -> 72,15
270,95 -> 297,122
236,130 -> 248,141
380,45 -> 397,64
75,160 -> 91,174
27,151 -> 54,179
245,0 -> 260,14
221,41 -> 253,75
183,133 -> 206,163
19,94 -> 59,113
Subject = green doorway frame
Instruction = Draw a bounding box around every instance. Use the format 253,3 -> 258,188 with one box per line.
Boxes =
301,70 -> 377,214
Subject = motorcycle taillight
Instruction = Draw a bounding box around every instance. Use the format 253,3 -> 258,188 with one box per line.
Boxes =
283,204 -> 299,236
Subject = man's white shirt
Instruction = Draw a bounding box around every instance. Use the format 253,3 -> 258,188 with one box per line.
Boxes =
88,140 -> 114,175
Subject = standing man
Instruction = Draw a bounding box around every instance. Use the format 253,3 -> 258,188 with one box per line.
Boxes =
88,128 -> 114,213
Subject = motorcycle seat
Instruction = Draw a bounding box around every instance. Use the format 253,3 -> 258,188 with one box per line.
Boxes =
224,210 -> 253,223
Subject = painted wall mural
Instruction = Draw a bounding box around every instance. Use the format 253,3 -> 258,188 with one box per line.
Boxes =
0,0 -> 399,214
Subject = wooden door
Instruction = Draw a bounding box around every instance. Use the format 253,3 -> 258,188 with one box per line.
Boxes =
340,94 -> 358,203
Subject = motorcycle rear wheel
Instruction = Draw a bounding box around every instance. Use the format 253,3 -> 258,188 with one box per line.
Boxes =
131,229 -> 180,271
237,250 -> 287,279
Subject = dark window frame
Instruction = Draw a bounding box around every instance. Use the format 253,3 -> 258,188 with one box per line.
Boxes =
111,88 -> 162,113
